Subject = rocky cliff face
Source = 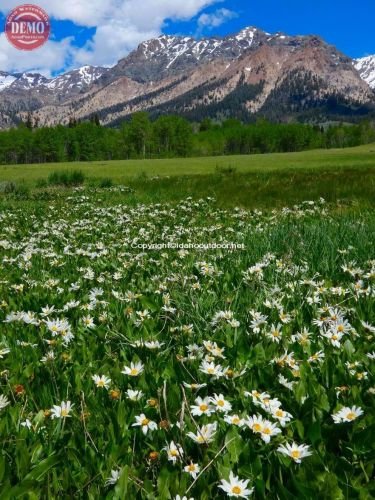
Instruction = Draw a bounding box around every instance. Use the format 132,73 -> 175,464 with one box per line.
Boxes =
0,28 -> 374,128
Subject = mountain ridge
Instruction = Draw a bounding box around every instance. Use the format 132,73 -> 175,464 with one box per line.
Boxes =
0,27 -> 374,128
0,65 -> 109,96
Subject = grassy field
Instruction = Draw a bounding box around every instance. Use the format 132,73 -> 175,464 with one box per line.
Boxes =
0,143 -> 375,183
1,144 -> 375,209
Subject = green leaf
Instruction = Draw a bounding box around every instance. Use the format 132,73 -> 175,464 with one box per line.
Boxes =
157,467 -> 171,500
307,421 -> 322,445
295,420 -> 304,439
114,465 -> 129,498
343,339 -> 355,357
0,454 -> 5,483
30,444 -> 44,465
225,428 -> 243,464
23,454 -> 60,482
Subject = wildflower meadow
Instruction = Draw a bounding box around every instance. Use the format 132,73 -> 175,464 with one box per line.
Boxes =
0,189 -> 374,499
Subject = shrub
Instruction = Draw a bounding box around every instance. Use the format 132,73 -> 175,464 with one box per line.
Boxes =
36,178 -> 48,188
0,181 -> 17,194
47,170 -> 86,187
0,181 -> 30,198
98,177 -> 114,188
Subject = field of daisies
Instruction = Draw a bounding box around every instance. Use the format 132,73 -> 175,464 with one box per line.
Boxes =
0,188 -> 374,499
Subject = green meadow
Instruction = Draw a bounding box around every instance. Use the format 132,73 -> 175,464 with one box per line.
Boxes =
1,144 -> 375,209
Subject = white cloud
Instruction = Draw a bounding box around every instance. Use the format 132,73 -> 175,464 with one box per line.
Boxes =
197,8 -> 238,31
0,34 -> 75,77
0,0 -> 109,26
72,21 -> 160,68
0,0 -> 224,73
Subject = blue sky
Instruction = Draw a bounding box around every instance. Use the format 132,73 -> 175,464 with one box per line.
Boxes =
167,0 -> 375,58
0,0 -> 373,76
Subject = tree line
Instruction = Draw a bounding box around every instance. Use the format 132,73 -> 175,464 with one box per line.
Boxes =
0,112 -> 374,164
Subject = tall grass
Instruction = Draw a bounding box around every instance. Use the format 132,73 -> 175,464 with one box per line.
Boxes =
47,170 -> 86,187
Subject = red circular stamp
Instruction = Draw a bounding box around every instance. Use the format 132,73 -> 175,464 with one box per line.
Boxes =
5,4 -> 50,51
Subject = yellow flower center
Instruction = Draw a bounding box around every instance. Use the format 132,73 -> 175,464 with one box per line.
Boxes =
217,400 -> 225,407
346,412 -> 356,420
61,409 -> 69,417
188,464 -> 195,472
337,325 -> 344,332
130,368 -> 138,376
141,418 -> 150,426
97,380 -> 105,387
207,368 -> 215,374
232,486 -> 242,495
232,417 -> 240,424
200,404 -> 208,412
253,423 -> 262,432
170,450 -> 178,457
291,450 -> 301,459
263,427 -> 271,435
275,410 -> 283,417
332,335 -> 338,341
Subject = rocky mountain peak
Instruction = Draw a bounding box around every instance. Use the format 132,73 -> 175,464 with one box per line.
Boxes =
0,65 -> 108,95
0,26 -> 374,128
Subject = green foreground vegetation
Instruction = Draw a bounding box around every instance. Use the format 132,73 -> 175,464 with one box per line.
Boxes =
0,191 -> 374,499
0,143 -> 374,498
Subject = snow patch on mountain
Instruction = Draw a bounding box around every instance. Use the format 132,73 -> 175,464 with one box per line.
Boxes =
355,55 -> 375,88
138,26 -> 264,70
0,66 -> 108,96
0,73 -> 17,92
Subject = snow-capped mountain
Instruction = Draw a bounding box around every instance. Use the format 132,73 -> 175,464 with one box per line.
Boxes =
107,27 -> 308,84
0,65 -> 108,96
0,65 -> 109,127
7,73 -> 50,91
0,27 -> 374,128
355,55 -> 375,88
